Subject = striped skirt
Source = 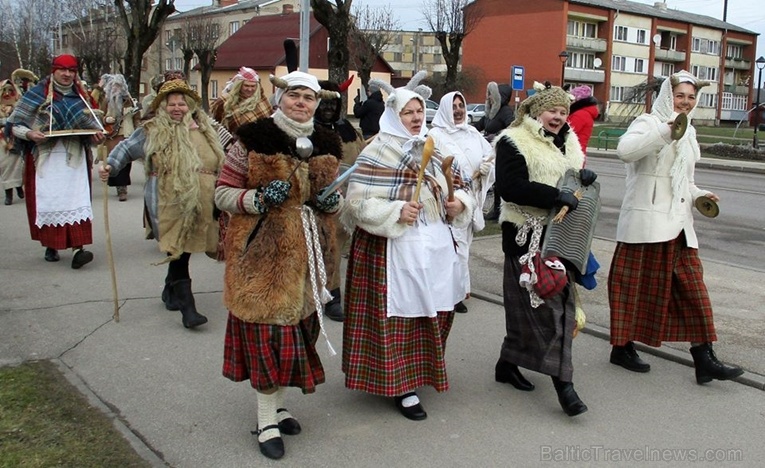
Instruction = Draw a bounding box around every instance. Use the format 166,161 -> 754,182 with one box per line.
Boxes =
342,229 -> 455,397
500,256 -> 575,382
608,235 -> 717,347
222,312 -> 325,394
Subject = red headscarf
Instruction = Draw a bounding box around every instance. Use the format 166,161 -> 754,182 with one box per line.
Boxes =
51,54 -> 78,72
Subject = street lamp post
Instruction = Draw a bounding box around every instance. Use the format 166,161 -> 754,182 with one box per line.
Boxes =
753,56 -> 765,148
558,51 -> 569,87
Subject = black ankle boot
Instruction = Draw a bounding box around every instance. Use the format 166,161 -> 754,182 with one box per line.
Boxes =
171,279 -> 208,329
16,186 -> 24,199
551,377 -> 588,417
4,189 -> 11,205
610,341 -> 651,373
161,273 -> 181,311
689,343 -> 744,385
495,359 -> 534,391
324,288 -> 343,322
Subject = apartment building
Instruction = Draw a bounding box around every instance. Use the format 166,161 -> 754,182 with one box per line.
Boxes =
380,29 -> 448,80
462,0 -> 759,124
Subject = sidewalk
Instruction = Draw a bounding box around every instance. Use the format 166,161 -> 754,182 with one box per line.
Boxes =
1,165 -> 764,466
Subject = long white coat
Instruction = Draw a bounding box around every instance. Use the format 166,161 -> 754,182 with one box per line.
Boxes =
615,74 -> 712,248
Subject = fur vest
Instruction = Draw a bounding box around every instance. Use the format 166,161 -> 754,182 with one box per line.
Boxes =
497,116 -> 585,228
224,119 -> 342,325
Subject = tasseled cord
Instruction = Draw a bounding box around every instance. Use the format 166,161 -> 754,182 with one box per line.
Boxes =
300,206 -> 337,356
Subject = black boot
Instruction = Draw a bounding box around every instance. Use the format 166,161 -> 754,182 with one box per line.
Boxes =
551,376 -> 588,417
689,343 -> 744,385
324,288 -> 343,322
16,186 -> 24,199
171,279 -> 208,329
495,359 -> 534,391
161,273 -> 181,311
4,189 -> 11,205
610,341 -> 651,373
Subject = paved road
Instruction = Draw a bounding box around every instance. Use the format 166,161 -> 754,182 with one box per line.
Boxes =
1,158 -> 764,467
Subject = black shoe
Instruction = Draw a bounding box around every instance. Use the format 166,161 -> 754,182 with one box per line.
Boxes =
552,377 -> 588,417
690,343 -> 744,385
324,288 -> 344,322
16,186 -> 24,199
71,249 -> 93,269
44,247 -> 60,262
252,425 -> 284,460
4,189 -> 11,205
454,301 -> 468,314
277,408 -> 301,435
394,392 -> 427,421
495,359 -> 535,391
161,273 -> 181,311
610,342 -> 651,373
171,279 -> 208,329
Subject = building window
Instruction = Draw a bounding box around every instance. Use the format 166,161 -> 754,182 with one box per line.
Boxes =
691,37 -> 719,55
210,80 -> 218,99
708,40 -> 721,56
726,44 -> 743,59
568,52 -> 595,69
165,58 -> 173,70
722,92 -> 747,111
691,37 -> 701,52
692,65 -> 718,82
567,20 -> 597,38
175,58 -> 183,70
699,93 -> 717,108
612,55 -> 626,72
634,58 -> 645,74
669,35 -> 677,50
610,86 -> 625,102
139,83 -> 146,95
660,62 -> 675,77
636,29 -> 647,45
229,21 -> 239,36
614,25 -> 628,42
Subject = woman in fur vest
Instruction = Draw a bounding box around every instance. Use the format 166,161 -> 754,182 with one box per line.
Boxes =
99,80 -> 224,330
214,71 -> 343,460
341,72 -> 474,422
493,81 -> 597,417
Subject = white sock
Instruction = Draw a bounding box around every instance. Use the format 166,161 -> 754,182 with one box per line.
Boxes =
401,394 -> 420,408
274,387 -> 294,422
256,390 -> 279,442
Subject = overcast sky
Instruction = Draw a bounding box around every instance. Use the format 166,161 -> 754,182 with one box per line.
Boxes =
173,0 -> 765,67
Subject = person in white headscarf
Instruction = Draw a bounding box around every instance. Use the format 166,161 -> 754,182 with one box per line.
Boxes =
609,70 -> 743,385
340,72 -> 475,422
429,90 -> 495,313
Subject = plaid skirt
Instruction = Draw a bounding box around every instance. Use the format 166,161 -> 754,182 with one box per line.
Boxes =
222,312 -> 325,394
501,256 -> 575,381
608,235 -> 717,347
24,154 -> 92,249
342,229 -> 455,397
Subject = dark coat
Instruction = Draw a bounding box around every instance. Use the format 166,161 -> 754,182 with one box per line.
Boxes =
353,90 -> 384,138
475,84 -> 515,140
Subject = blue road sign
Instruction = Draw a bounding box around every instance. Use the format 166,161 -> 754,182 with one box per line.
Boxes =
512,65 -> 524,91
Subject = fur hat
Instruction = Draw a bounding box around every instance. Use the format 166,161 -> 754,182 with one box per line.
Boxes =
369,70 -> 432,115
569,85 -> 592,102
512,81 -> 573,126
150,79 -> 201,112
270,71 -> 340,105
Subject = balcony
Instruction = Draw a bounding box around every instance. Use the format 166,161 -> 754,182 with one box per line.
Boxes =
724,58 -> 751,70
564,68 -> 605,83
654,48 -> 686,62
566,36 -> 607,52
724,84 -> 750,95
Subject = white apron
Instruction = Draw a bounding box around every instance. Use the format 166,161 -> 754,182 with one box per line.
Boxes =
35,140 -> 92,228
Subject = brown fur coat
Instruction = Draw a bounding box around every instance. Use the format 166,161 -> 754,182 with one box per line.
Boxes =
223,120 -> 342,325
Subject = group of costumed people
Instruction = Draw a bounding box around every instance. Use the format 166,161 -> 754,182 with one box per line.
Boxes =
7,53 -> 745,460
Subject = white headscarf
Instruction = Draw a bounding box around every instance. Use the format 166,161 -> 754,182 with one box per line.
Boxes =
378,90 -> 428,155
431,91 -> 469,134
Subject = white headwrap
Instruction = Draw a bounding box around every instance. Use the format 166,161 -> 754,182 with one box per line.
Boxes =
378,92 -> 428,155
222,66 -> 259,94
273,71 -> 321,105
431,91 -> 469,134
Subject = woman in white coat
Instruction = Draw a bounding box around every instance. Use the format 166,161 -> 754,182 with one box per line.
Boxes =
608,70 -> 743,385
429,91 -> 495,313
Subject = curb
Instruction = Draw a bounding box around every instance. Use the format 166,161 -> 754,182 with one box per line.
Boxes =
53,359 -> 168,467
469,289 -> 765,392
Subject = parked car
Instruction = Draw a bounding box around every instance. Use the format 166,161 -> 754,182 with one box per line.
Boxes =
425,99 -> 439,123
466,103 -> 486,124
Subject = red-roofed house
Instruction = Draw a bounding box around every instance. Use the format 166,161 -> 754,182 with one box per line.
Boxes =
211,11 -> 394,112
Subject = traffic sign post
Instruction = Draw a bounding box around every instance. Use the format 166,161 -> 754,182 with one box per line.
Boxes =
511,65 -> 524,91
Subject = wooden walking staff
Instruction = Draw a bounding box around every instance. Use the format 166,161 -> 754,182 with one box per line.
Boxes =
100,154 -> 120,322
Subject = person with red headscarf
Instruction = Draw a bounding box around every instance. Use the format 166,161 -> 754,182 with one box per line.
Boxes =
8,54 -> 105,268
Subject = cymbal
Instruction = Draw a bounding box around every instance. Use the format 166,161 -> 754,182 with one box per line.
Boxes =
671,112 -> 688,141
694,197 -> 719,218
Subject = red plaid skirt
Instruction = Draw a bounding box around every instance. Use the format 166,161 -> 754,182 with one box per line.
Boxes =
342,228 -> 455,397
23,151 -> 93,249
222,312 -> 325,394
608,235 -> 717,346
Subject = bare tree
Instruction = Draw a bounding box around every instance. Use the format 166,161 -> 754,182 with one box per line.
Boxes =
1,0 -> 58,76
350,3 -> 399,91
63,0 -> 123,83
114,0 -> 176,96
311,0 -> 354,111
181,16 -> 222,111
422,0 -> 483,91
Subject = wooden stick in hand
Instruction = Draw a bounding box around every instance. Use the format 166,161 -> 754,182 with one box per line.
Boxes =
412,136 -> 434,202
